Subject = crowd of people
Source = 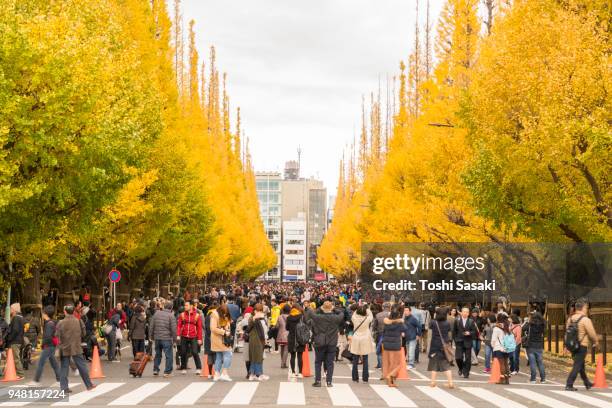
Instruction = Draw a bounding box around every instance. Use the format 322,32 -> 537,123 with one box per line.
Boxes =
0,282 -> 602,394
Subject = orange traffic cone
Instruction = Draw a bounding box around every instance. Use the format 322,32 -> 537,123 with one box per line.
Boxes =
593,355 -> 608,389
200,355 -> 210,377
89,345 -> 105,379
396,347 -> 410,380
1,348 -> 22,382
488,358 -> 501,384
301,344 -> 312,377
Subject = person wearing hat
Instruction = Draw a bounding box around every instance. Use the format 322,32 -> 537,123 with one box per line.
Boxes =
304,300 -> 344,387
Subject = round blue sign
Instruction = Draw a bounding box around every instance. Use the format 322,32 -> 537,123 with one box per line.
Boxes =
108,269 -> 121,283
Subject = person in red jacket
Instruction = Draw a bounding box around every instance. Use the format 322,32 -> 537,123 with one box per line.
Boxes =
177,301 -> 202,374
107,303 -> 127,330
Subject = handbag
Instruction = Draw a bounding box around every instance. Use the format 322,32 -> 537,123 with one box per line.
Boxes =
435,321 -> 454,364
220,321 -> 233,347
344,315 -> 368,360
341,347 -> 354,361
103,321 -> 113,335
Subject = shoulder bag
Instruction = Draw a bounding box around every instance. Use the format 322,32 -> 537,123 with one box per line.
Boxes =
435,321 -> 454,364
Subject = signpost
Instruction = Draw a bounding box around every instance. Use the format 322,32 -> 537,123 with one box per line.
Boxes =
108,269 -> 121,308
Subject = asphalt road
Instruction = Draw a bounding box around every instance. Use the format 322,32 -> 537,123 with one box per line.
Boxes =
1,343 -> 611,407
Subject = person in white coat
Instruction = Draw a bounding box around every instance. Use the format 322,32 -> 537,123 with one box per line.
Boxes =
348,304 -> 374,382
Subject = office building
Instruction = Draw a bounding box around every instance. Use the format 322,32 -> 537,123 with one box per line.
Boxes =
282,214 -> 307,281
255,160 -> 327,281
255,172 -> 282,280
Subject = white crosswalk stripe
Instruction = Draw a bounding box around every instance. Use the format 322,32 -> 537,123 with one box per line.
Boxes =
326,383 -> 360,406
369,384 -> 416,407
220,382 -> 259,405
165,382 -> 214,405
108,382 -> 169,406
13,379 -> 604,407
415,385 -> 473,408
506,388 -> 578,408
277,382 -> 305,405
52,383 -> 124,406
551,390 -> 612,408
461,386 -> 527,408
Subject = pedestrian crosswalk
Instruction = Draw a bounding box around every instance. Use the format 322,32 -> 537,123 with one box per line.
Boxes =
326,383 -> 361,406
165,383 -> 213,405
461,386 -> 527,408
415,385 -> 472,408
550,390 -> 612,408
0,381 -> 610,407
277,382 -> 305,405
108,382 -> 169,406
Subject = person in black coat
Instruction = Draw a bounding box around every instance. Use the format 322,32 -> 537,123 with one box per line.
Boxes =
428,307 -> 454,388
452,306 -> 477,378
285,305 -> 306,378
304,301 -> 344,387
525,311 -> 546,383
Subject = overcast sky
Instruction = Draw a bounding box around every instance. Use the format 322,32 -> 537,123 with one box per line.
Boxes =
181,0 -> 444,194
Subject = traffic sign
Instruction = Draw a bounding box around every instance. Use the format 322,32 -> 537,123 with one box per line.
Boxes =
108,269 -> 121,283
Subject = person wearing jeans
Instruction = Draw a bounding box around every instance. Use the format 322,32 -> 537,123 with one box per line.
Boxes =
154,340 -> 174,375
250,361 -> 263,377
210,304 -> 233,381
31,306 -> 60,384
527,348 -> 546,382
214,350 -> 233,375
482,315 -> 496,373
149,302 -> 177,377
403,307 -> 421,369
525,311 -> 546,382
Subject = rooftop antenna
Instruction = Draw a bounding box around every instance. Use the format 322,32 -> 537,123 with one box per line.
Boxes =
297,146 -> 302,178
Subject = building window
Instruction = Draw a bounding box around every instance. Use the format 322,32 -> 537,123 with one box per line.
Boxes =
286,239 -> 304,245
285,229 -> 304,235
285,249 -> 304,255
285,259 -> 304,265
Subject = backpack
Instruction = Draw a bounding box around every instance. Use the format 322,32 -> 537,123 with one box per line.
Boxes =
502,333 -> 516,353
295,317 -> 311,346
564,316 -> 584,353
50,320 -> 59,347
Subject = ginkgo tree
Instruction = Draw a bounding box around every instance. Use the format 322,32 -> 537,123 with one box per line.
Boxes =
320,0 -> 610,280
0,0 -> 274,303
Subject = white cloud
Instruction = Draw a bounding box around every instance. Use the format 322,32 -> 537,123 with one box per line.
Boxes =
181,0 -> 444,193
